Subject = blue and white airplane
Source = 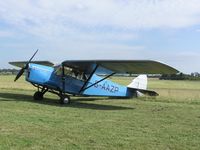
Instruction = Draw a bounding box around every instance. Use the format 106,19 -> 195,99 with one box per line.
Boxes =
9,50 -> 178,104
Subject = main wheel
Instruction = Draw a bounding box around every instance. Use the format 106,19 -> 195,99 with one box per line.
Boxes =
60,95 -> 71,104
33,91 -> 44,101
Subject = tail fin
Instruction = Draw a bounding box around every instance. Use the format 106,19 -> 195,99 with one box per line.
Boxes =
127,75 -> 158,97
127,75 -> 147,90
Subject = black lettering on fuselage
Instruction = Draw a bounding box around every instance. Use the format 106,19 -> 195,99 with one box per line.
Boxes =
110,85 -> 115,93
114,87 -> 119,93
106,84 -> 110,91
102,83 -> 106,90
93,81 -> 119,93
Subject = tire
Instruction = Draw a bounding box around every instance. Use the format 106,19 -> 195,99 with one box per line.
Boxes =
60,95 -> 71,104
33,91 -> 44,101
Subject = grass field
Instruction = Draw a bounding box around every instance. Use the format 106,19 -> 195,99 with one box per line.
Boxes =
1,75 -> 200,150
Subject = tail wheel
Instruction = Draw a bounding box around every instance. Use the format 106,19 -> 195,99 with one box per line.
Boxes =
33,91 -> 44,100
60,95 -> 71,104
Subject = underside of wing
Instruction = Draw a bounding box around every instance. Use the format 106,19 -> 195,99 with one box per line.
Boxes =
9,61 -> 54,68
62,60 -> 179,74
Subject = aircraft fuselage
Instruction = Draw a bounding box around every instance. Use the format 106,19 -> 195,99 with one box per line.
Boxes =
26,63 -> 132,97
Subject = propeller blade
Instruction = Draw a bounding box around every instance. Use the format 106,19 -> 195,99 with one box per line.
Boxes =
14,49 -> 39,82
14,68 -> 25,82
29,49 -> 38,63
25,49 -> 39,69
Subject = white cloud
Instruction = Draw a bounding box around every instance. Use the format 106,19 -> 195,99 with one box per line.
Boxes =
0,0 -> 199,44
1,0 -> 200,35
0,0 -> 199,46
1,0 -> 200,73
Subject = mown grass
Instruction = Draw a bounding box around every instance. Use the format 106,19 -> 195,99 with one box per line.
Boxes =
1,75 -> 200,150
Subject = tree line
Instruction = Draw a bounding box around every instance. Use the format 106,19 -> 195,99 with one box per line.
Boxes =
0,69 -> 19,75
159,73 -> 200,80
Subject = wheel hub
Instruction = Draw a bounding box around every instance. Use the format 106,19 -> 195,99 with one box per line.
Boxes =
63,98 -> 69,104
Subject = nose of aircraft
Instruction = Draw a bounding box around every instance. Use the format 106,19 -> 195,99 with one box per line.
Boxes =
14,49 -> 38,82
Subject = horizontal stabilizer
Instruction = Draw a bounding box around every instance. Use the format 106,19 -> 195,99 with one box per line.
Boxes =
9,61 -> 54,68
136,89 -> 159,96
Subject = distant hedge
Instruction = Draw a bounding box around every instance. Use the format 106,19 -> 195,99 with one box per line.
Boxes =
0,69 -> 18,75
160,73 -> 200,81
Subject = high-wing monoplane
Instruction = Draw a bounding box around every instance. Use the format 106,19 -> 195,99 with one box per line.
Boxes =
9,50 -> 178,104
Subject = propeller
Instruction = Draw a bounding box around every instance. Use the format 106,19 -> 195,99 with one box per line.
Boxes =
14,49 -> 38,82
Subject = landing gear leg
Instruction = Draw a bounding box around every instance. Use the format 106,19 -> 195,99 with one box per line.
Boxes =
33,87 -> 48,101
33,91 -> 44,100
60,93 -> 71,104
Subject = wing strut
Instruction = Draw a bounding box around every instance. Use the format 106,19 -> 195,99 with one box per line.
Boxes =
79,65 -> 99,93
81,72 -> 116,92
62,63 -> 65,92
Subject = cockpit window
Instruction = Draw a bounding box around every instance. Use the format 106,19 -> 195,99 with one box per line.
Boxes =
54,65 -> 88,81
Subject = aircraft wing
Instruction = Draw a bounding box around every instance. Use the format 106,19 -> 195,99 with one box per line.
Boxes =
9,61 -> 54,68
62,60 -> 179,74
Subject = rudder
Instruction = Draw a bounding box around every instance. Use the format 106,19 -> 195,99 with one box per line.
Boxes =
127,75 -> 147,90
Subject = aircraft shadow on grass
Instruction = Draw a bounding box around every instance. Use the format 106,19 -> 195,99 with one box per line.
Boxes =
0,92 -> 134,110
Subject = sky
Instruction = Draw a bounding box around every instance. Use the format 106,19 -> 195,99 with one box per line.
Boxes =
0,0 -> 200,73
